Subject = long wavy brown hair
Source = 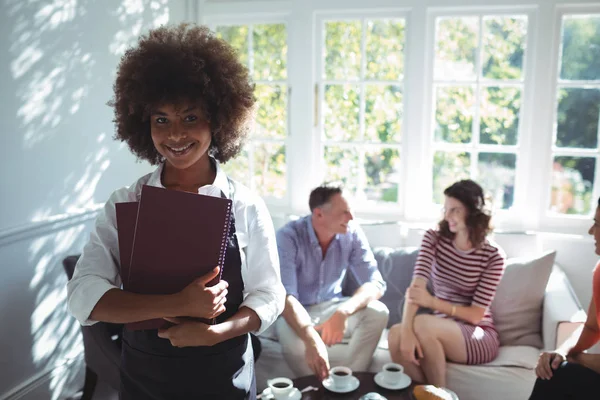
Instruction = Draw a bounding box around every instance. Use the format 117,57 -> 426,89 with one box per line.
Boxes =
438,179 -> 492,248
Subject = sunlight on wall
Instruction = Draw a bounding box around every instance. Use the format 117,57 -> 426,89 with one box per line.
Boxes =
25,225 -> 86,400
110,0 -> 169,56
4,0 -> 170,398
8,0 -> 94,150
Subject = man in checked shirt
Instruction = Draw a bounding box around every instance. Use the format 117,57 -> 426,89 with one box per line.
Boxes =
275,184 -> 389,380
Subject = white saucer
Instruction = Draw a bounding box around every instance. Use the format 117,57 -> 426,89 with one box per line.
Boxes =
322,375 -> 360,393
260,387 -> 301,400
374,371 -> 412,390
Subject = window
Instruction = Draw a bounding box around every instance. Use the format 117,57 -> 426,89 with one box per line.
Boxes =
431,15 -> 528,209
316,16 -> 405,204
215,23 -> 288,200
201,1 -> 600,233
550,14 -> 600,215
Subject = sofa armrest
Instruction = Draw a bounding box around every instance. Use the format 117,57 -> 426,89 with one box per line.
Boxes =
542,264 -> 586,351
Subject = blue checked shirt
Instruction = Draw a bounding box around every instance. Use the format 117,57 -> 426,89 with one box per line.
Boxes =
277,216 -> 386,306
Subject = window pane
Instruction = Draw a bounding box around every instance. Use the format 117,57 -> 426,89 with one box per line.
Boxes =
478,153 -> 516,209
254,84 -> 287,139
556,88 -> 600,149
434,86 -> 474,143
560,15 -> 600,81
324,146 -> 359,195
324,84 -> 360,141
365,85 -> 402,143
222,148 -> 250,188
364,148 -> 400,202
253,23 -> 287,81
482,16 -> 527,80
365,19 -> 405,80
480,86 -> 521,145
253,142 -> 286,198
434,17 -> 478,81
215,25 -> 249,67
324,21 -> 362,80
433,151 -> 471,204
551,156 -> 595,214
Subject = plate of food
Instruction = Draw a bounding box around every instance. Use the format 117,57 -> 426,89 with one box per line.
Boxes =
411,384 -> 459,400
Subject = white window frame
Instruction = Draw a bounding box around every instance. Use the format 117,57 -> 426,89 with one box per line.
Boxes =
204,10 -> 291,211
539,3 -> 600,234
415,6 -> 537,229
198,0 -> 600,234
314,10 -> 410,217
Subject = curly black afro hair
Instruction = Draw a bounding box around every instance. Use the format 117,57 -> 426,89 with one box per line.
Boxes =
109,23 -> 255,164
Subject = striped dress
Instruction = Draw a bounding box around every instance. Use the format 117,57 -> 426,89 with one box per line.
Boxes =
413,229 -> 506,364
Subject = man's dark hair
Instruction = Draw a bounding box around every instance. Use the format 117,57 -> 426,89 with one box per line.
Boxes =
309,184 -> 343,212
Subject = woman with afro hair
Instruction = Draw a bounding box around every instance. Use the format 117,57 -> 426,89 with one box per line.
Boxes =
67,23 -> 285,399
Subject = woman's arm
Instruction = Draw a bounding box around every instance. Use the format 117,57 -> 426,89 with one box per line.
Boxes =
158,307 -> 261,347
90,267 -> 228,323
403,230 -> 439,329
402,277 -> 427,329
431,297 -> 486,325
406,284 -> 486,325
237,197 -> 286,334
569,298 -> 600,355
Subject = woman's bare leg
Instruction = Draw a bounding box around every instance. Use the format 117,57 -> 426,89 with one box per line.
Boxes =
387,323 -> 427,383
413,315 -> 467,387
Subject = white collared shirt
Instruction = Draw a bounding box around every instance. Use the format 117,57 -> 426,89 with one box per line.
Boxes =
67,161 -> 285,334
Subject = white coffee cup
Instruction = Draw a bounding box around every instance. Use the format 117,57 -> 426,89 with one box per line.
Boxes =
267,377 -> 294,399
382,362 -> 404,384
329,366 -> 353,389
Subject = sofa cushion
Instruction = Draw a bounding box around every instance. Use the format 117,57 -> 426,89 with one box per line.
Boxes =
491,250 -> 556,348
371,247 -> 419,328
371,340 -> 538,400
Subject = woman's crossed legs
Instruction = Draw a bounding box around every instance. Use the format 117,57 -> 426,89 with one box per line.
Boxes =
388,314 -> 467,387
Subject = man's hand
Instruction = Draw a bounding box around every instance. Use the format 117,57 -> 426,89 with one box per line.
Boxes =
304,333 -> 330,381
406,285 -> 434,309
534,351 -> 565,380
175,267 -> 228,319
157,317 -> 221,347
315,310 -> 348,346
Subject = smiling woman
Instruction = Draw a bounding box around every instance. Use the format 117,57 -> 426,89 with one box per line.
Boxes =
387,179 -> 506,388
66,22 -> 286,400
149,104 -> 215,191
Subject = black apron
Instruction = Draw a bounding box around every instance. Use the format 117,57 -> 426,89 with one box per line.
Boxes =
119,186 -> 256,400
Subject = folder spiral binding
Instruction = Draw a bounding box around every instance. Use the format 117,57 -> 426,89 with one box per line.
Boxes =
116,185 -> 234,330
217,200 -> 233,283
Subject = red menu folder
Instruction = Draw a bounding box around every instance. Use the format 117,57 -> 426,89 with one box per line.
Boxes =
115,185 -> 233,331
115,201 -> 162,330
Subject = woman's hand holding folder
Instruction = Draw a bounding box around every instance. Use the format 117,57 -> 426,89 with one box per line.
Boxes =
175,266 -> 229,320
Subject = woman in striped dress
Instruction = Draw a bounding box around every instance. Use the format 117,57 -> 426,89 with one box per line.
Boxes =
387,179 -> 506,387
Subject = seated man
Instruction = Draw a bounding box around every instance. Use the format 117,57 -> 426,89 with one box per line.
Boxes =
276,184 -> 389,380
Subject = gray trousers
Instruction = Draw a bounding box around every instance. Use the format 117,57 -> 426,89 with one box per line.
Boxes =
275,298 -> 389,377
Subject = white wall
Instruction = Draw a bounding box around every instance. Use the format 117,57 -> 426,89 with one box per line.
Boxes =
0,1 -> 189,398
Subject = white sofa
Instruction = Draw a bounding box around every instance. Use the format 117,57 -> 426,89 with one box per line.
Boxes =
256,221 -> 586,400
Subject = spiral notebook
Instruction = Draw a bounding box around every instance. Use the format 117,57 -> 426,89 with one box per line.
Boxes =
116,185 -> 233,331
